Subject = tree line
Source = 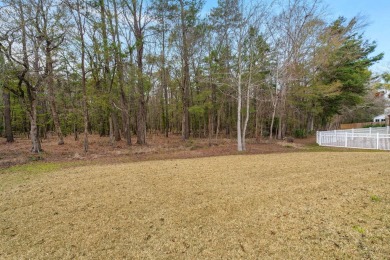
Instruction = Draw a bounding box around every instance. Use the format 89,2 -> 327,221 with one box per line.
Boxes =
0,0 -> 383,152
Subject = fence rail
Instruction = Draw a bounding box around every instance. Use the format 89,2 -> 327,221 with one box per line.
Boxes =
316,127 -> 390,150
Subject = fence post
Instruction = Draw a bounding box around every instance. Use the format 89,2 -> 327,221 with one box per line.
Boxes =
370,127 -> 372,136
387,126 -> 389,135
345,132 -> 348,147
317,132 -> 321,145
352,128 -> 354,140
377,133 -> 380,150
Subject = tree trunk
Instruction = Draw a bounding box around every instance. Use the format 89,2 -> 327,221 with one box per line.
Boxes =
162,26 -> 169,138
109,115 -> 115,146
136,96 -> 146,144
163,81 -> 169,138
237,74 -> 243,151
74,121 -> 79,141
208,109 -> 212,145
211,83 -> 217,135
31,25 -> 43,152
99,113 -> 106,136
157,7 -> 169,138
39,100 -> 49,139
18,1 -> 42,153
135,50 -> 146,145
270,99 -> 277,139
237,32 -> 243,151
46,49 -> 64,145
29,96 -> 41,153
242,80 -> 251,151
75,0 -> 89,153
129,0 -> 147,145
277,87 -> 287,140
241,37 -> 254,151
113,111 -> 121,141
120,92 -> 131,145
179,0 -> 190,140
215,106 -> 221,141
113,0 -> 131,145
307,113 -> 314,133
3,89 -> 14,142
255,94 -> 261,143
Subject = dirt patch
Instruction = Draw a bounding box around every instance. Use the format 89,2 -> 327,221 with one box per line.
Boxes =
0,134 -> 316,168
0,152 -> 389,259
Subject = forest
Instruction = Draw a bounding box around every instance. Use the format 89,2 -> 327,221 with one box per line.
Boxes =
0,0 -> 385,153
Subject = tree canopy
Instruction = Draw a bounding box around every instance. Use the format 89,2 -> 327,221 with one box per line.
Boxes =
0,0 -> 383,151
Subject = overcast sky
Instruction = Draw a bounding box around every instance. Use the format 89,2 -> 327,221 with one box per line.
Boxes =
203,0 -> 390,74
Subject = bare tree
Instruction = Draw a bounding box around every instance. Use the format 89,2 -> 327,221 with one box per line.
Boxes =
268,0 -> 324,139
124,0 -> 149,145
0,0 -> 44,152
112,0 -> 132,145
34,0 -> 66,145
150,0 -> 171,138
232,0 -> 267,151
66,0 -> 89,152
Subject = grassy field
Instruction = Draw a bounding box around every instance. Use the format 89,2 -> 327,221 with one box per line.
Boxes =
1,152 -> 389,259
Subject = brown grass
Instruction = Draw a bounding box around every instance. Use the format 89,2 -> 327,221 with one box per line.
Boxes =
1,152 -> 389,259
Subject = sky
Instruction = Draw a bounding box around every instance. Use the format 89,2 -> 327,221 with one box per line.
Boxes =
203,0 -> 390,74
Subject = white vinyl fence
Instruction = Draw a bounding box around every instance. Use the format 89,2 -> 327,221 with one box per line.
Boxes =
316,127 -> 390,150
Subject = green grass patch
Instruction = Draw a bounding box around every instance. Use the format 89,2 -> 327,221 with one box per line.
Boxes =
0,162 -> 70,192
370,195 -> 382,202
353,225 -> 365,234
3,162 -> 62,175
304,143 -> 339,152
304,143 -> 384,153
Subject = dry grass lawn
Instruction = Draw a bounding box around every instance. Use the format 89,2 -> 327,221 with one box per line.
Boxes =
1,152 -> 389,259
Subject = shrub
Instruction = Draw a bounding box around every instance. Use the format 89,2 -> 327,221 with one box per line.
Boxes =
293,129 -> 307,138
363,123 -> 386,128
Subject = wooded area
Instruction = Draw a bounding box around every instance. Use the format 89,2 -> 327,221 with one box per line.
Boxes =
0,0 -> 384,152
